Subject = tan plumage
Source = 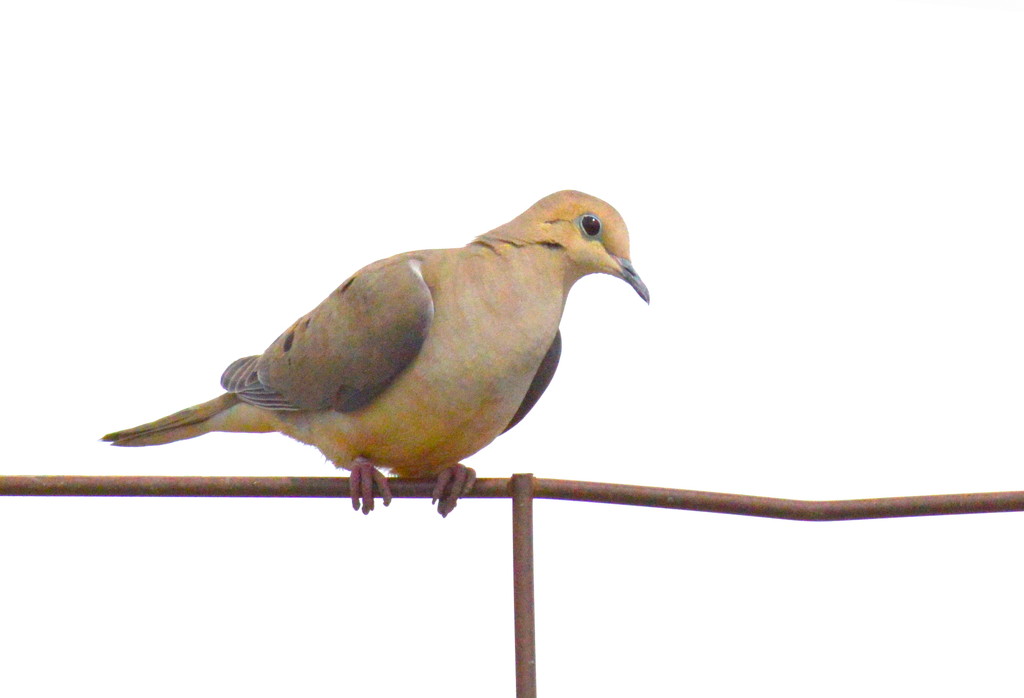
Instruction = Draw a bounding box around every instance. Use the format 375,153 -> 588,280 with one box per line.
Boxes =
103,190 -> 649,515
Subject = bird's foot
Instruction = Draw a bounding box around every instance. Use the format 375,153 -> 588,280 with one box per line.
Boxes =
431,464 -> 477,518
349,457 -> 393,515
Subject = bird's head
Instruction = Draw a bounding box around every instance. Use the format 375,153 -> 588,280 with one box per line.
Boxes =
521,190 -> 649,303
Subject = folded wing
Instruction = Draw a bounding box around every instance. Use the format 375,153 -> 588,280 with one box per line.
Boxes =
221,256 -> 434,412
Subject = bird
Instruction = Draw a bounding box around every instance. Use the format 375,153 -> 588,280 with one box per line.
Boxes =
102,190 -> 649,516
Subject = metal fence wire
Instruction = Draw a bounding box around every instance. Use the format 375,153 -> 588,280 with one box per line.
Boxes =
4,473 -> 1024,697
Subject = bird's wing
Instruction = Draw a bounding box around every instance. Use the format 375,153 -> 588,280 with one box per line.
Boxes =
221,255 -> 434,412
502,329 -> 561,433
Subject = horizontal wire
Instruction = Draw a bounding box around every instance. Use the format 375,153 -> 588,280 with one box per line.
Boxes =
2,475 -> 1023,521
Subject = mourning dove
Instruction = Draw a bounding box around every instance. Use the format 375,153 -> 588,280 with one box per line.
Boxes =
103,190 -> 649,516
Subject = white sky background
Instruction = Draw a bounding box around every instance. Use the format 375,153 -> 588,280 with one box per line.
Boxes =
2,0 -> 1023,695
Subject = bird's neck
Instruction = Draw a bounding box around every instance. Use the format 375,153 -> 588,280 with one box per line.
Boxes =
466,237 -> 576,298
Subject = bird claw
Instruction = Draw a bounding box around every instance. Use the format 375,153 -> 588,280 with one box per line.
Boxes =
431,464 -> 476,518
350,458 -> 392,515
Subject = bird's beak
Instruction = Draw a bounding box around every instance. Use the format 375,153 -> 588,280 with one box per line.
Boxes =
613,256 -> 650,304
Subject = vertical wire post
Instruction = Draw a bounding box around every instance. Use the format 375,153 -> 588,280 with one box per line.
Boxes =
511,473 -> 537,698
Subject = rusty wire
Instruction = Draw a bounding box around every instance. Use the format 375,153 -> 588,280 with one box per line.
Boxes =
4,473 -> 1024,697
3,475 -> 1024,521
511,474 -> 537,698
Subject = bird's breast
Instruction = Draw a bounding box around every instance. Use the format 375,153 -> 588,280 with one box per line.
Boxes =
347,251 -> 567,469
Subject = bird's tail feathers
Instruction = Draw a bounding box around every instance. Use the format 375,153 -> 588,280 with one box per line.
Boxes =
102,393 -> 243,447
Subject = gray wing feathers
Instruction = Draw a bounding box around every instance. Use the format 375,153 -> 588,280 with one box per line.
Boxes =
220,356 -> 300,410
222,256 -> 434,413
221,355 -> 260,393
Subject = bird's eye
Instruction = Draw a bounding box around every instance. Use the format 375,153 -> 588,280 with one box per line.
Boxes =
579,214 -> 602,237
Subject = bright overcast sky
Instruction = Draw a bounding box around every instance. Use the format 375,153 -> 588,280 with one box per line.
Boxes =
2,1 -> 1023,696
